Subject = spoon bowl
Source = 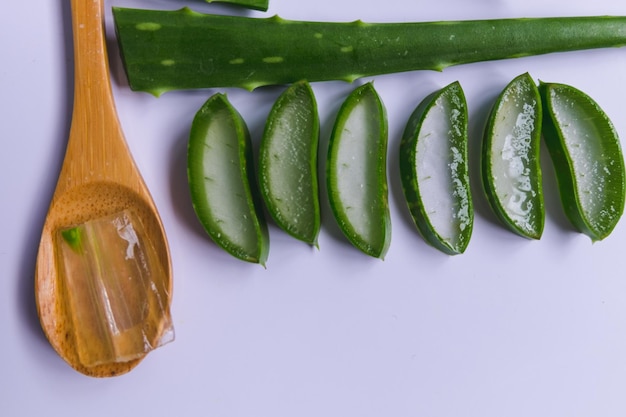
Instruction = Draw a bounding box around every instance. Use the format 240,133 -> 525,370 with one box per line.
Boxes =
35,0 -> 173,377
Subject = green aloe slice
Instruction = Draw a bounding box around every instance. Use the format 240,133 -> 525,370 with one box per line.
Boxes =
259,81 -> 321,245
327,83 -> 391,259
540,82 -> 626,241
399,81 -> 473,255
482,73 -> 544,239
187,93 -> 269,264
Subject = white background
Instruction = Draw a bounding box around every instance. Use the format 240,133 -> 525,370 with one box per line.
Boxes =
3,0 -> 626,416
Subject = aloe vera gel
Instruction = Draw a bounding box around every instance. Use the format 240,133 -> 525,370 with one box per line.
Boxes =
57,210 -> 174,368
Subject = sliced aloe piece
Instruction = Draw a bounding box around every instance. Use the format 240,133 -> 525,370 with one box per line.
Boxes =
540,82 -> 626,241
259,81 -> 321,245
188,93 -> 269,264
399,81 -> 473,255
327,83 -> 391,258
482,73 -> 544,239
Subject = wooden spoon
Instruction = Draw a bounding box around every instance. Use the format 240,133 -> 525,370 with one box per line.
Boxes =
35,0 -> 173,377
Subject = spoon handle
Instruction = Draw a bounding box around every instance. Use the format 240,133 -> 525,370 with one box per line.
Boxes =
57,0 -> 144,196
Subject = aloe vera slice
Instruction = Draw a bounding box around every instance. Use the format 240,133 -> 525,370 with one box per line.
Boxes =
205,0 -> 269,11
399,81 -> 472,255
113,8 -> 626,93
482,73 -> 544,239
540,82 -> 626,241
188,93 -> 269,264
327,83 -> 390,258
259,81 -> 321,245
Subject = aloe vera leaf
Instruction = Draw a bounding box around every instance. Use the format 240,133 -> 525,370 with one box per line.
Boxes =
259,81 -> 321,245
540,82 -> 626,241
204,0 -> 268,12
399,81 -> 472,255
327,83 -> 390,259
113,8 -> 626,94
482,73 -> 544,239
188,93 -> 269,264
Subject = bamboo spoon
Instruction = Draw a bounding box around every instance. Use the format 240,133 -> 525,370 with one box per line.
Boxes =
34,0 -> 173,377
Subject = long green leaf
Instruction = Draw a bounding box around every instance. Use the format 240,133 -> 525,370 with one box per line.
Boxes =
113,8 -> 626,94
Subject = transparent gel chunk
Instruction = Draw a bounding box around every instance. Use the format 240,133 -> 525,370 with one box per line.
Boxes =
57,210 -> 174,368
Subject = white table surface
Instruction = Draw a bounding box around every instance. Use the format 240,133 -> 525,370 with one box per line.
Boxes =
3,0 -> 626,416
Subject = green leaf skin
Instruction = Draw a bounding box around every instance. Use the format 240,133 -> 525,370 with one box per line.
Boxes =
540,82 -> 626,241
188,93 -> 269,264
113,8 -> 626,94
60,226 -> 83,253
205,0 -> 269,12
327,83 -> 391,259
